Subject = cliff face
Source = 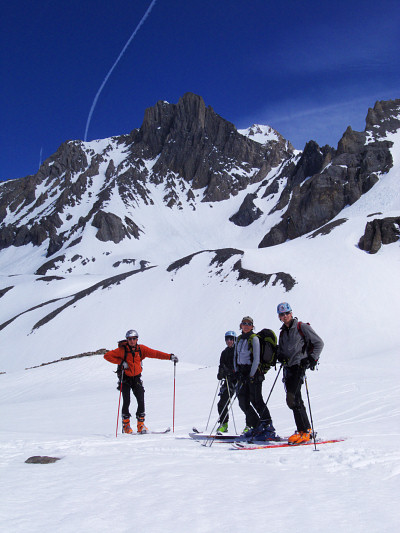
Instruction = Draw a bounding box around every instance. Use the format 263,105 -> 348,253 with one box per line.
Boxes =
257,99 -> 400,248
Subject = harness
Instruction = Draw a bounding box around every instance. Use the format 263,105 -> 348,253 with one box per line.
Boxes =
117,341 -> 143,379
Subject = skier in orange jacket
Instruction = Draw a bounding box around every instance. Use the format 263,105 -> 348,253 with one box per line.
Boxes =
104,329 -> 178,433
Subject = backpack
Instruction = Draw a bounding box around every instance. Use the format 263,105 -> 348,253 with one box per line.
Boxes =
250,328 -> 277,373
297,322 -> 314,356
115,340 -> 143,381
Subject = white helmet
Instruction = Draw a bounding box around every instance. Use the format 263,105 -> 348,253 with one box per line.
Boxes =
125,329 -> 138,339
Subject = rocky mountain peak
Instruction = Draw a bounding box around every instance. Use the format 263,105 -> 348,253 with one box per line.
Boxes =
0,93 -> 294,274
257,99 -> 399,248
365,99 -> 400,136
126,92 -> 293,199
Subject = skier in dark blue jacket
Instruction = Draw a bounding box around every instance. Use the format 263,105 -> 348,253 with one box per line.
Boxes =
216,331 -> 237,433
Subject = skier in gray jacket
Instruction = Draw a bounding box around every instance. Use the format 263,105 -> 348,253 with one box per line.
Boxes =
277,302 -> 324,444
234,316 -> 275,438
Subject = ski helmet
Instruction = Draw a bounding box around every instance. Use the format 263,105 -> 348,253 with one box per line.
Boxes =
225,330 -> 236,340
277,302 -> 292,315
125,329 -> 138,339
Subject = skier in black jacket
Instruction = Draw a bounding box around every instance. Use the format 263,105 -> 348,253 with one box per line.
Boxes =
216,331 -> 237,433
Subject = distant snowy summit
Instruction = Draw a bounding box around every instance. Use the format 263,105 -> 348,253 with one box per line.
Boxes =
238,124 -> 281,144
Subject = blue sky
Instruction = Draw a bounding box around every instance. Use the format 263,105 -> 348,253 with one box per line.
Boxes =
1,0 -> 399,181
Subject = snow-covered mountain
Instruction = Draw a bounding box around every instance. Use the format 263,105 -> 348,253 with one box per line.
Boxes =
0,94 -> 399,371
0,94 -> 399,532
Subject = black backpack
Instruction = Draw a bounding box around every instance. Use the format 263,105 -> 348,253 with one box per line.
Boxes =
249,328 -> 277,373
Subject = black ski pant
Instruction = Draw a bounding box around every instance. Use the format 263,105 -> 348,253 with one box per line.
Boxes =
121,375 -> 145,420
283,365 -> 310,432
217,377 -> 236,425
237,367 -> 271,428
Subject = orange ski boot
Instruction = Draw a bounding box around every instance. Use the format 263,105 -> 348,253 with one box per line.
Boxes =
288,431 -> 301,444
122,418 -> 133,434
137,417 -> 149,434
296,429 -> 313,444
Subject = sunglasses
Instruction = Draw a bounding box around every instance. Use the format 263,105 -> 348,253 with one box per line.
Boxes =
279,312 -> 292,317
225,336 -> 235,341
241,322 -> 253,326
127,336 -> 138,340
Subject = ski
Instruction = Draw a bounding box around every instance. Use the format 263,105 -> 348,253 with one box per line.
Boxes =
232,438 -> 345,450
122,427 -> 171,435
189,432 -> 240,442
189,432 -> 288,444
140,427 -> 171,435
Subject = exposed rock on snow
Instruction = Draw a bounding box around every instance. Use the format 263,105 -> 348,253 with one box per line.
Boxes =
358,216 -> 400,253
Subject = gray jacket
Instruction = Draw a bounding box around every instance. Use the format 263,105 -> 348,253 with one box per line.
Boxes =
234,334 -> 260,377
278,318 -> 324,367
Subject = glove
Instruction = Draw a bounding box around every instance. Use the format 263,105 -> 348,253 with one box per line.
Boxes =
122,361 -> 129,370
170,354 -> 179,363
277,352 -> 287,364
217,365 -> 231,380
308,357 -> 317,371
301,356 -> 317,370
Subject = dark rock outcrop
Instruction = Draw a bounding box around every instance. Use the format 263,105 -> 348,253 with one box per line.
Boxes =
25,456 -> 61,464
91,211 -> 141,243
229,193 -> 263,226
308,218 -> 347,238
358,216 -> 400,253
166,248 -> 296,291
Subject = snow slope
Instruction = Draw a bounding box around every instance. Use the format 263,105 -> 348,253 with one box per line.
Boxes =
0,347 -> 399,532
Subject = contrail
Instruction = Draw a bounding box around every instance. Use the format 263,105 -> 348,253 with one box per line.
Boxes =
84,0 -> 157,142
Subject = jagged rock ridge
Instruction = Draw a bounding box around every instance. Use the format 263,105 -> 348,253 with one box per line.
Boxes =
256,99 -> 400,247
0,93 -> 293,273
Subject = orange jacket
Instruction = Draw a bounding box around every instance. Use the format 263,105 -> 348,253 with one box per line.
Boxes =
104,341 -> 171,377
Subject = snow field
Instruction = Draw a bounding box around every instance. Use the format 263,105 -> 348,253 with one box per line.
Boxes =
0,352 -> 399,533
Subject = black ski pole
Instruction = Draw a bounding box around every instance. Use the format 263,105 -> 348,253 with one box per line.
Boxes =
172,361 -> 176,433
204,381 -> 243,447
305,375 -> 318,451
115,369 -> 124,438
204,391 -> 239,447
204,380 -> 220,433
226,376 -> 237,435
258,363 -> 282,421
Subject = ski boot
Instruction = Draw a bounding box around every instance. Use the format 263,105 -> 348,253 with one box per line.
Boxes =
122,417 -> 133,434
240,426 -> 254,439
252,421 -> 277,441
217,422 -> 228,434
137,416 -> 149,434
288,428 -> 312,444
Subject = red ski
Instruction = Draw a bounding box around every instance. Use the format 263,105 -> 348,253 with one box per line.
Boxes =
232,438 -> 345,450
